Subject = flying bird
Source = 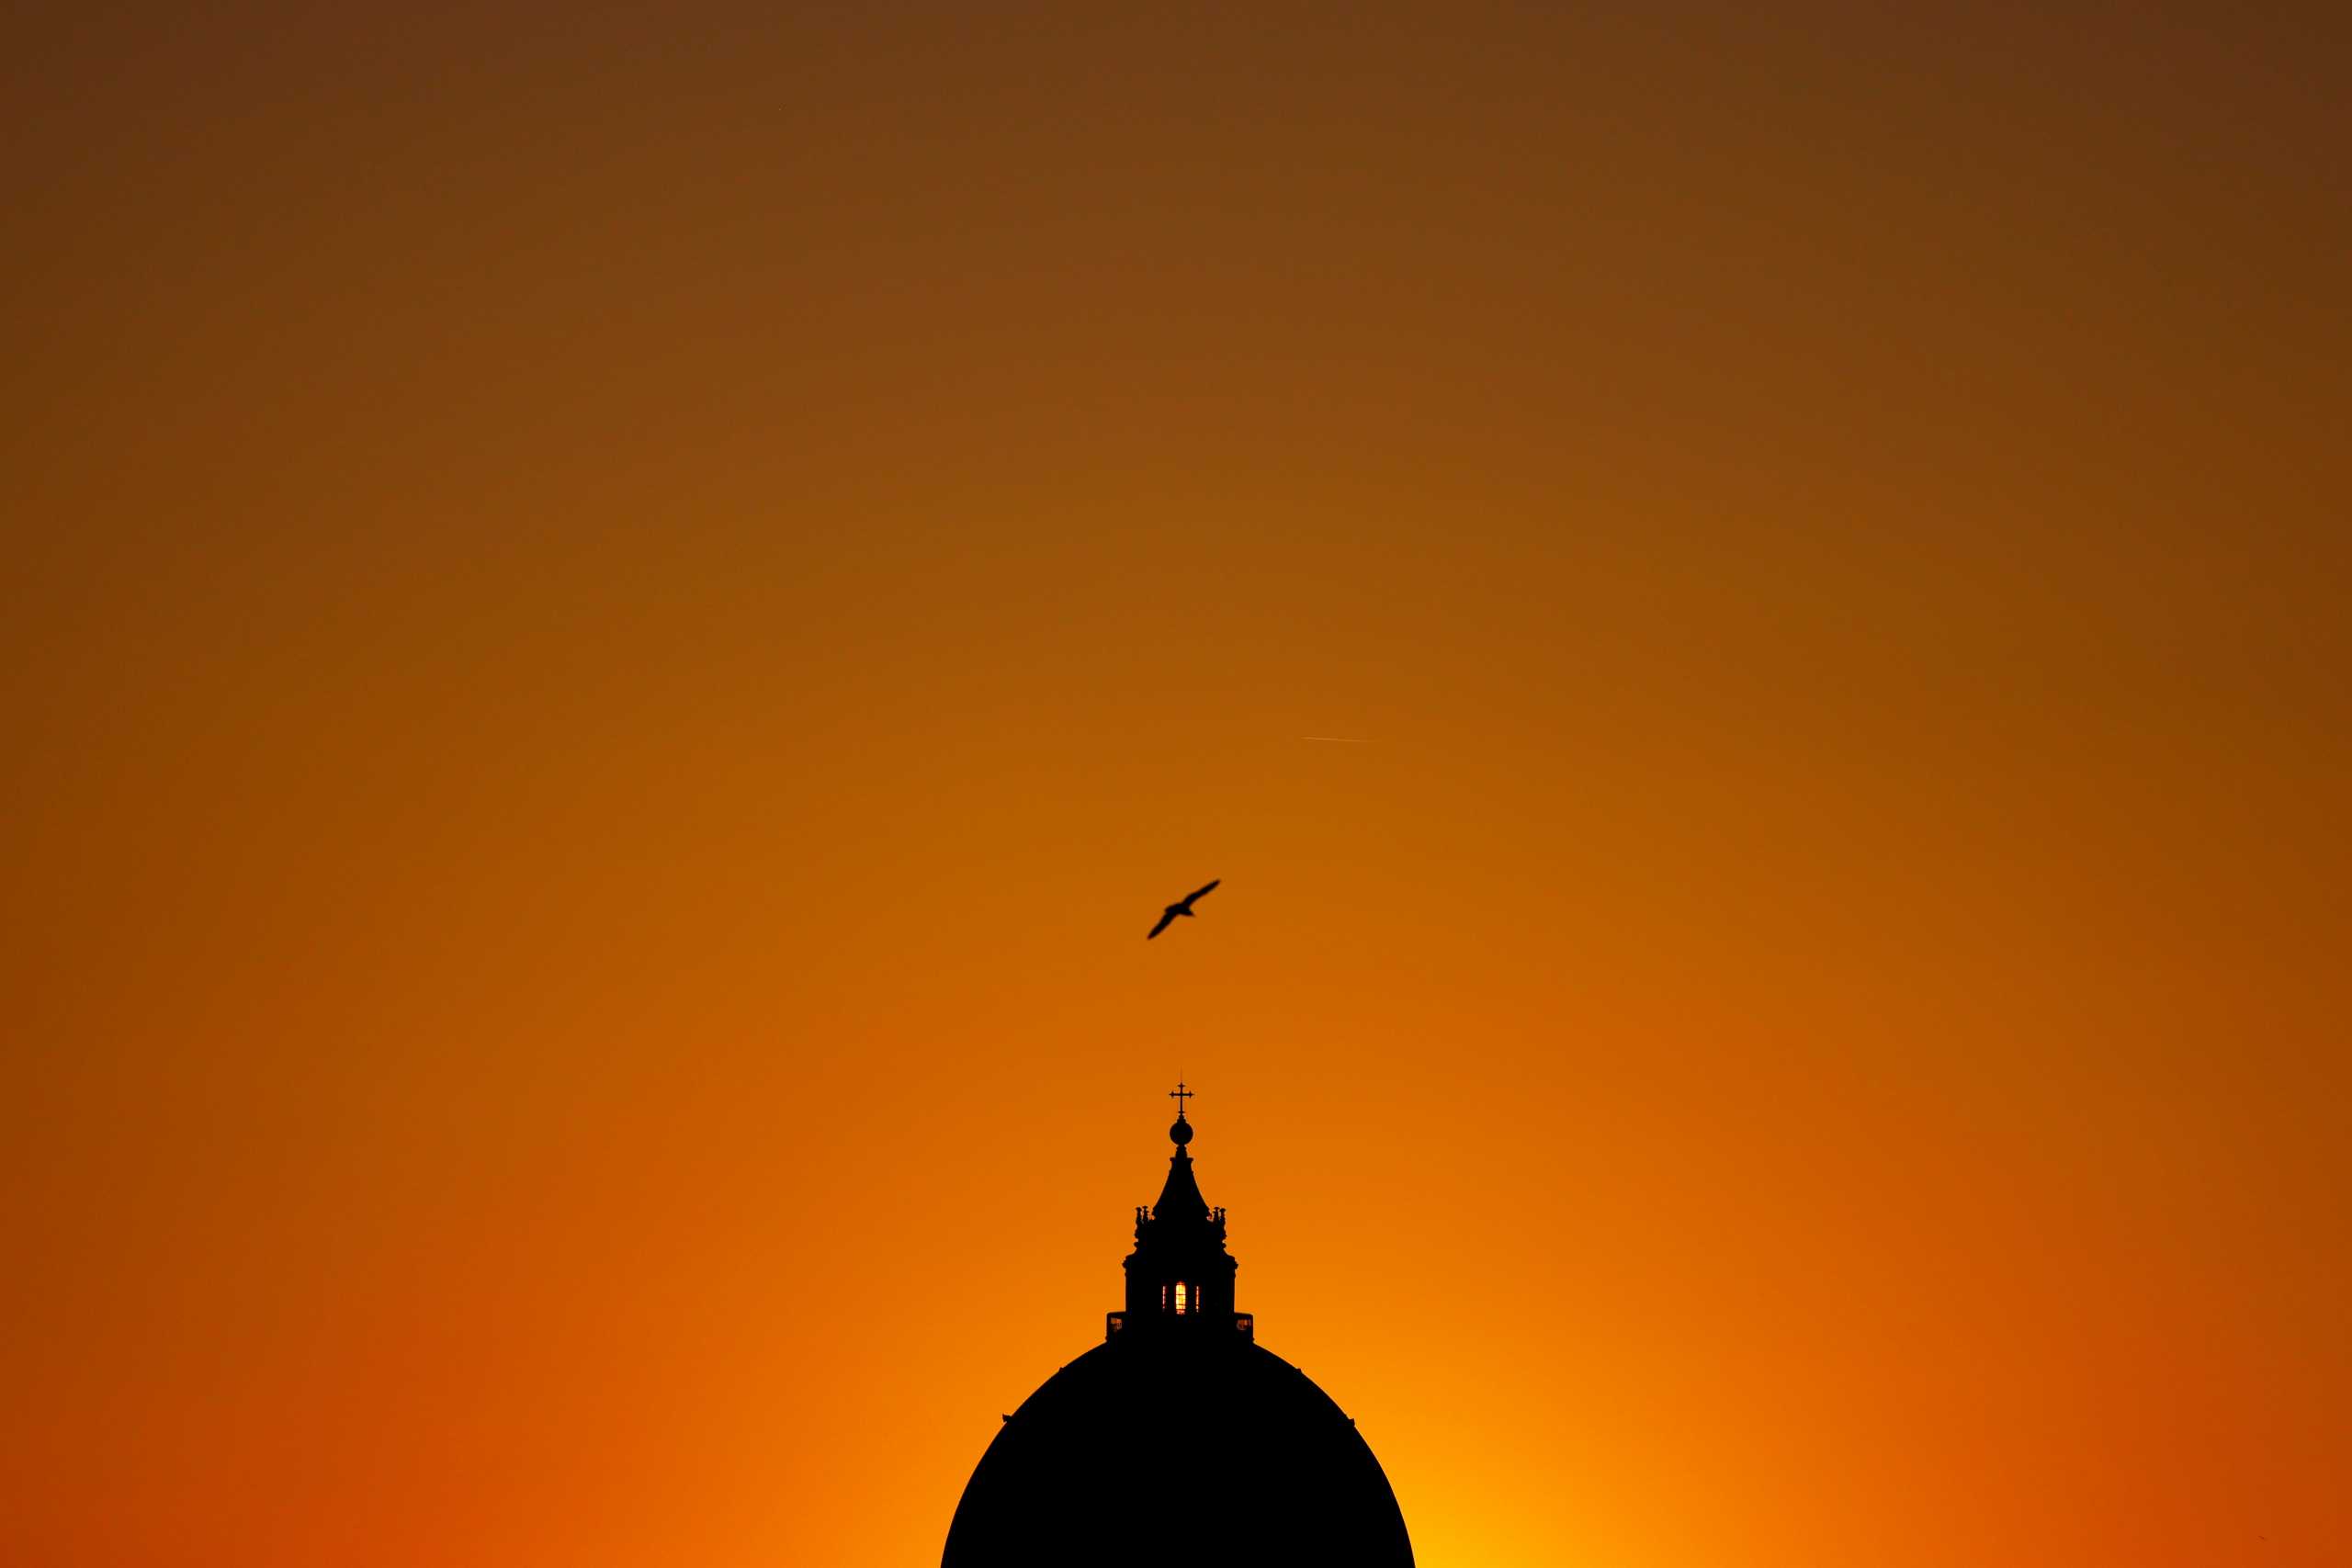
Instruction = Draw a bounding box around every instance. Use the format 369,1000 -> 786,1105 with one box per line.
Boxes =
1147,879 -> 1220,940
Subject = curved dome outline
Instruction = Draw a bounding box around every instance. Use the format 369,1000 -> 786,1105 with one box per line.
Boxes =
943,1337 -> 1414,1567
941,1092 -> 1416,1566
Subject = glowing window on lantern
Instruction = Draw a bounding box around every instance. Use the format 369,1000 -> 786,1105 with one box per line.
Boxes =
1173,1281 -> 1190,1315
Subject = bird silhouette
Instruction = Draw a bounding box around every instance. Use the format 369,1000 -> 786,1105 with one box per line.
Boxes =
1147,879 -> 1220,940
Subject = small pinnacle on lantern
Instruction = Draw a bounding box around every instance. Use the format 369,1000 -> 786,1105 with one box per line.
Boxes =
1169,1080 -> 1194,1145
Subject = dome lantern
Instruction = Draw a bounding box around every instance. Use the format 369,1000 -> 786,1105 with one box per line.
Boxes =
1111,1083 -> 1242,1340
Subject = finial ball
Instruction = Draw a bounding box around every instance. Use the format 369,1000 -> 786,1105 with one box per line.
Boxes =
1170,1117 -> 1193,1145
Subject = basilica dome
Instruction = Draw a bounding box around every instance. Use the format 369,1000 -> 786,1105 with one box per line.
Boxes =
942,1092 -> 1414,1566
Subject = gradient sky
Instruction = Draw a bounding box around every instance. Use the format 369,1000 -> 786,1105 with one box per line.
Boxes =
6,4 -> 2347,1565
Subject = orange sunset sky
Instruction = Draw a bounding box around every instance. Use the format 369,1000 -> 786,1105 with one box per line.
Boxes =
5,3 -> 2347,1565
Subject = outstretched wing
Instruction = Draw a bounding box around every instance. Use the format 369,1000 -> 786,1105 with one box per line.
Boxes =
1184,878 -> 1221,904
1147,908 -> 1177,940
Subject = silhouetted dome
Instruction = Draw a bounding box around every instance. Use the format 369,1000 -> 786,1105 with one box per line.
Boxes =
941,1092 -> 1414,1567
942,1335 -> 1412,1567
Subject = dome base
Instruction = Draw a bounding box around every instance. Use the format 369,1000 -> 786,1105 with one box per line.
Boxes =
943,1335 -> 1414,1567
